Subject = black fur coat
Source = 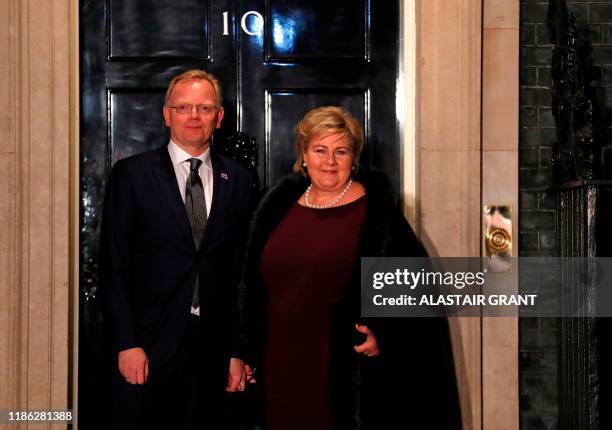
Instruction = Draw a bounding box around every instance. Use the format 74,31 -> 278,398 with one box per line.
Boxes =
240,171 -> 462,429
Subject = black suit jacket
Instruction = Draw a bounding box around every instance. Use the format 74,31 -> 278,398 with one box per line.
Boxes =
99,145 -> 252,389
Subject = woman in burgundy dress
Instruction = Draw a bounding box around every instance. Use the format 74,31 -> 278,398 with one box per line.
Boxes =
241,107 -> 461,429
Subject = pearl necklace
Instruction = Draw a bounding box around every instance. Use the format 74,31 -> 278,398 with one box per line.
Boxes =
304,178 -> 353,209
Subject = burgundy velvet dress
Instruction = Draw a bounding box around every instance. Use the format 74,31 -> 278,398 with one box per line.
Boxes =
259,196 -> 367,430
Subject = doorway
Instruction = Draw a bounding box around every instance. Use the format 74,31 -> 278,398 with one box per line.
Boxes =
79,0 -> 401,427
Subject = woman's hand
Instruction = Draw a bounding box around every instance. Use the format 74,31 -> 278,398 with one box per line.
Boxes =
245,364 -> 257,384
353,324 -> 380,357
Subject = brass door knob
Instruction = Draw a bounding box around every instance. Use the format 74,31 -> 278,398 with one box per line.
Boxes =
484,205 -> 512,257
487,227 -> 511,253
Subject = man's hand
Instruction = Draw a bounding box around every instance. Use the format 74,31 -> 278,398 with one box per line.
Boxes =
118,347 -> 149,385
353,324 -> 381,357
226,357 -> 246,392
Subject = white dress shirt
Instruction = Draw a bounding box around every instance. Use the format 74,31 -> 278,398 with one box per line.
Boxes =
167,140 -> 213,317
167,140 -> 213,216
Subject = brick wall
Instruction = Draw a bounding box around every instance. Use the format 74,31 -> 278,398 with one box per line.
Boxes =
520,0 -> 612,428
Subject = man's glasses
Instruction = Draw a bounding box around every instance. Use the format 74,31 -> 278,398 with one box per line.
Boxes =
166,104 -> 219,116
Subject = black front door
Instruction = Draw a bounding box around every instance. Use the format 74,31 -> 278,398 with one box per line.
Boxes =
79,1 -> 399,427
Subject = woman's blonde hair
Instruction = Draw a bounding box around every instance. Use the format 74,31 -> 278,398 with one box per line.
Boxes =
293,106 -> 364,175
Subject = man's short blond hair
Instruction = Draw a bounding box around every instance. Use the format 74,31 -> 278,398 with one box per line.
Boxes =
165,69 -> 223,106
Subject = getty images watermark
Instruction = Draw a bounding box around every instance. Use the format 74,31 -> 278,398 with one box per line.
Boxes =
360,257 -> 612,317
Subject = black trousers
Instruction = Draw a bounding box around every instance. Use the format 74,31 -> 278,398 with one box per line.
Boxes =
109,318 -> 204,429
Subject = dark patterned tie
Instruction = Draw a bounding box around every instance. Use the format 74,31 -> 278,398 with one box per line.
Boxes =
185,158 -> 207,309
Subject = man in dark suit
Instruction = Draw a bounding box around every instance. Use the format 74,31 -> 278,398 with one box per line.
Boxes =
100,69 -> 252,428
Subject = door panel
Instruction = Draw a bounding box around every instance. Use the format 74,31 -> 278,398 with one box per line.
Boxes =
240,0 -> 399,187
109,0 -> 212,59
266,0 -> 367,60
108,90 -> 168,163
